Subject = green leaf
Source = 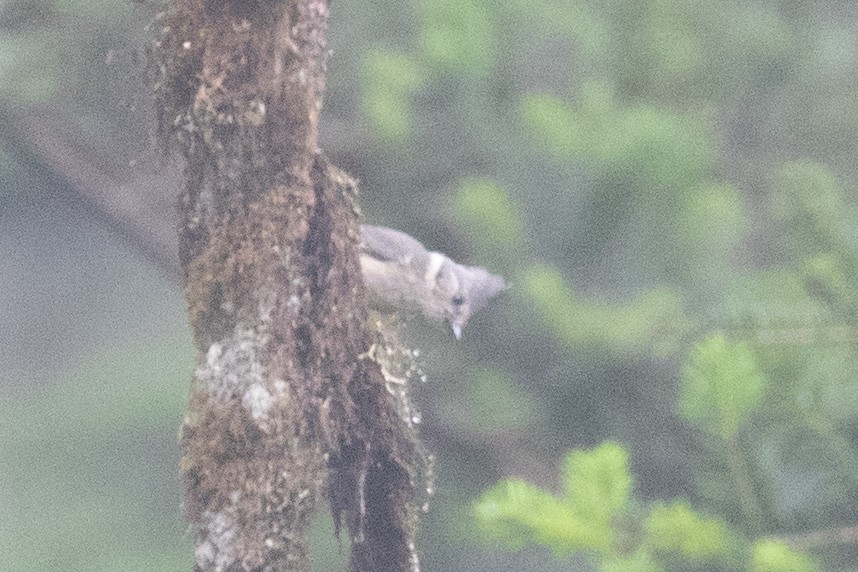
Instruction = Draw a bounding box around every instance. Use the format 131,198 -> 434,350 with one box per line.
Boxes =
362,49 -> 423,144
450,179 -> 524,260
419,0 -> 496,78
750,539 -> 818,572
680,184 -> 746,254
474,478 -> 608,554
563,442 -> 632,531
522,89 -> 714,195
679,333 -> 766,439
675,183 -> 747,292
521,94 -> 590,159
521,264 -> 689,356
643,501 -> 733,561
600,106 -> 714,192
801,253 -> 854,313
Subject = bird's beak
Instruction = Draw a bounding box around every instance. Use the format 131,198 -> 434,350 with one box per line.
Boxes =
451,323 -> 463,339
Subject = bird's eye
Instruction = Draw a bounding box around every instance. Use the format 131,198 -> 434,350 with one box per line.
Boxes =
452,295 -> 465,306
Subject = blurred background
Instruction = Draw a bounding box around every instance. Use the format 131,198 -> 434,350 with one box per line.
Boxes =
3,0 -> 858,570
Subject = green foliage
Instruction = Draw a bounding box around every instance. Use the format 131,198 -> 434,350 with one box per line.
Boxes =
475,444 -> 633,554
750,539 -> 818,572
522,86 -> 715,190
562,442 -> 631,532
521,84 -> 727,287
801,253 -> 854,315
521,93 -> 593,160
474,443 -> 813,571
680,184 -> 746,256
644,501 -> 734,561
802,345 -> 858,425
450,178 -> 524,262
642,3 -> 700,79
475,478 -> 604,554
11,0 -> 858,569
603,106 -> 713,192
771,161 -> 847,256
362,48 -> 423,144
679,334 -> 765,439
522,263 -> 689,356
418,0 -> 496,78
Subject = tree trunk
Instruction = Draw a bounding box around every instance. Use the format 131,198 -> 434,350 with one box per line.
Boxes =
149,1 -> 424,570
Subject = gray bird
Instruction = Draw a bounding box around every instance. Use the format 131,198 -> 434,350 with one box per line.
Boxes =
359,224 -> 506,338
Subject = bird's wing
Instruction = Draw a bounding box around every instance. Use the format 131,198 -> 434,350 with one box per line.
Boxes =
359,224 -> 428,264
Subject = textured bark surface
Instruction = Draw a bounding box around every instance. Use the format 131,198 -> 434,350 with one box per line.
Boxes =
149,1 -> 423,570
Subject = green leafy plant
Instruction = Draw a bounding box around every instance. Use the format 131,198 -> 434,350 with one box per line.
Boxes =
474,329 -> 829,571
475,440 -> 816,572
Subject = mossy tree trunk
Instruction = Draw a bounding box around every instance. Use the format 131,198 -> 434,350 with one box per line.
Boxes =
149,1 -> 423,570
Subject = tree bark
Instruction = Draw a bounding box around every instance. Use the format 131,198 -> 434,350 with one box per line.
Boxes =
149,1 -> 423,570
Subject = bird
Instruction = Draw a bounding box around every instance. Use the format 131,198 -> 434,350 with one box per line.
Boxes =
359,224 -> 506,338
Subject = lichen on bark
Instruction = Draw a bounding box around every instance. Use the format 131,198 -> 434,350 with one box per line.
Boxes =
148,1 -> 425,570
